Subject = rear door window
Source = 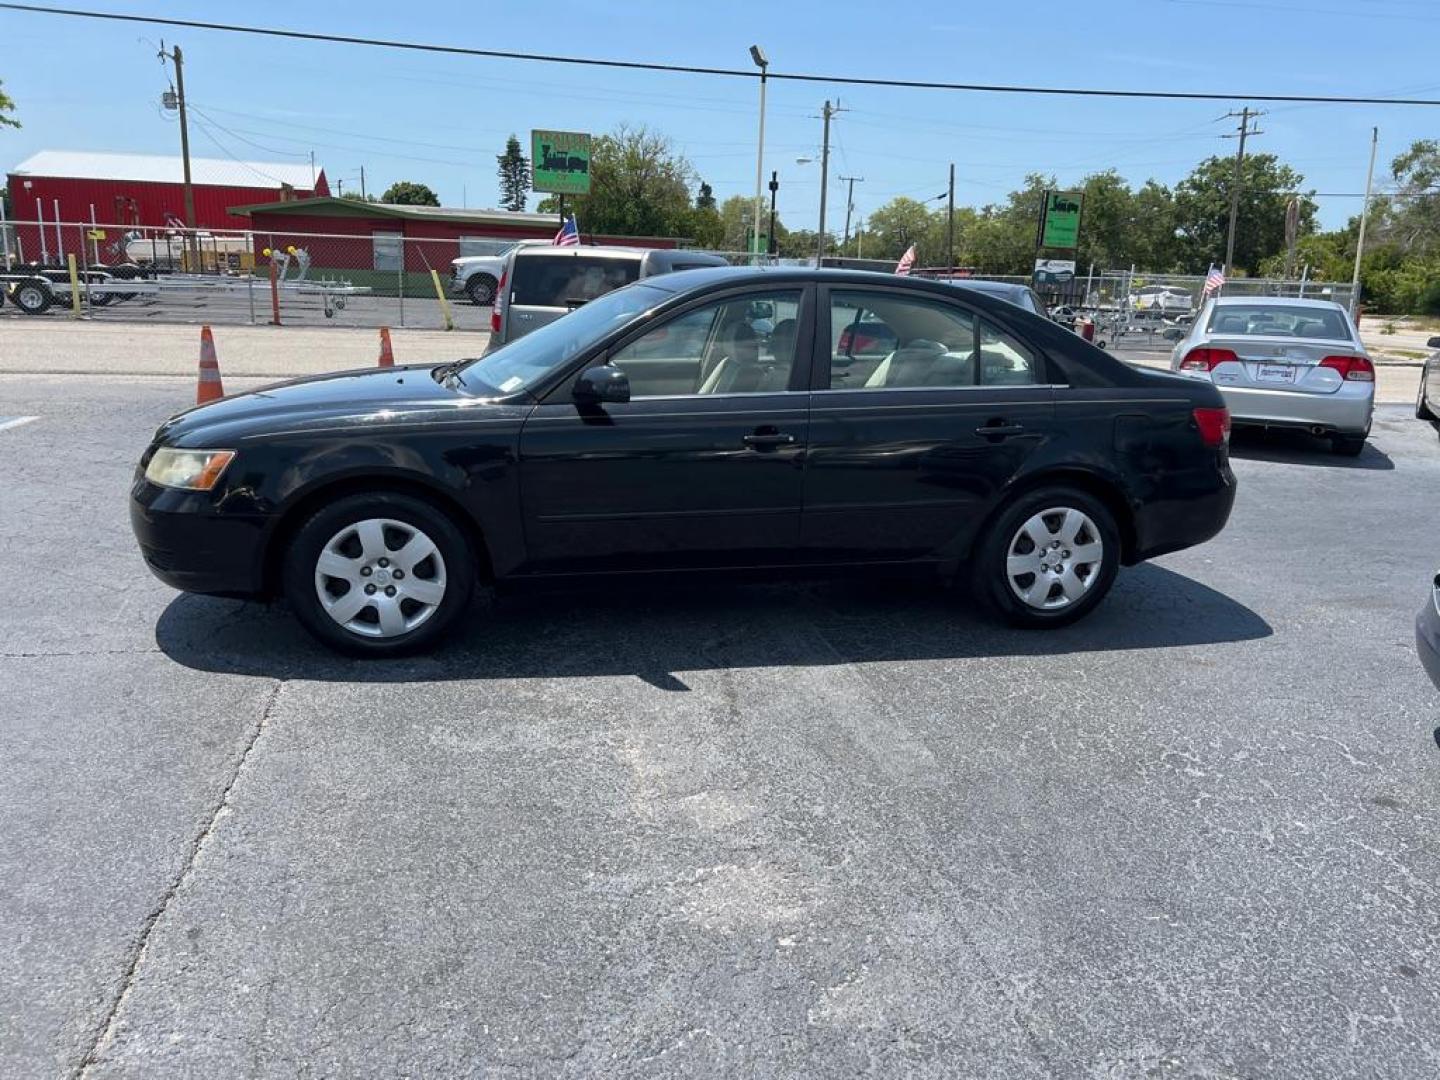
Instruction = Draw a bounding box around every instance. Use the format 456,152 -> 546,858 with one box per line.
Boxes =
511,255 -> 641,307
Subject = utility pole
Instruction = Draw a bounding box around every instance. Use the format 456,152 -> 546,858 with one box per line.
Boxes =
816,99 -> 845,264
1350,126 -> 1379,317
1222,107 -> 1264,279
946,162 -> 956,274
838,175 -> 864,255
159,41 -> 197,266
360,165 -> 367,200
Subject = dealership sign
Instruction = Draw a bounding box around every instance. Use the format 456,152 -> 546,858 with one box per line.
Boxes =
1039,191 -> 1083,249
1034,259 -> 1077,286
531,130 -> 593,196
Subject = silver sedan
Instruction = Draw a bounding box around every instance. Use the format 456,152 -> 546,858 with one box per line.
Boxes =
1170,296 -> 1374,456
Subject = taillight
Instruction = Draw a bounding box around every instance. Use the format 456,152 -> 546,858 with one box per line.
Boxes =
1193,406 -> 1231,447
837,327 -> 852,352
1318,354 -> 1374,382
1180,347 -> 1238,372
490,269 -> 507,334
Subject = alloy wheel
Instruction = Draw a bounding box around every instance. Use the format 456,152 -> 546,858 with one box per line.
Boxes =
313,517 -> 448,638
1005,507 -> 1105,611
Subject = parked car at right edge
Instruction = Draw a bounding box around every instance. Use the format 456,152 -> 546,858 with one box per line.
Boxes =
1416,569 -> 1440,691
1412,334 -> 1440,422
1170,296 -> 1375,456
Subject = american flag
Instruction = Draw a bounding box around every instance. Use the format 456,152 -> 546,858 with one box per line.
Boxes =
553,214 -> 580,247
1202,264 -> 1226,297
895,244 -> 916,276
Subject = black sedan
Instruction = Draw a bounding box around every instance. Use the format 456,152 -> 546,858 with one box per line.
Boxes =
130,267 -> 1237,656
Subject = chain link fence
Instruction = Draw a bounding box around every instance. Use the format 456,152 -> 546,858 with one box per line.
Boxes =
1,222 -> 1358,350
1,220 -> 491,330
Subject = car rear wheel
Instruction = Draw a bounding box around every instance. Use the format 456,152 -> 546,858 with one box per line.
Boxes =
970,487 -> 1121,628
465,274 -> 497,306
283,493 -> 475,656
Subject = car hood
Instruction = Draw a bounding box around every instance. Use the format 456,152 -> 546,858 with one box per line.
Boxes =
155,364 -> 531,447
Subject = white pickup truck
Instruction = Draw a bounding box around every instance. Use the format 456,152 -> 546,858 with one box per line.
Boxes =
450,239 -> 550,305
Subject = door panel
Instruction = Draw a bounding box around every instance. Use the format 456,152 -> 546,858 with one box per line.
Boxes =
518,397 -> 808,573
515,286 -> 815,574
802,286 -> 1055,562
803,388 -> 1054,561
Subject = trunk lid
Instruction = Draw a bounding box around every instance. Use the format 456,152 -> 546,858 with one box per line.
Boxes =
1195,334 -> 1363,395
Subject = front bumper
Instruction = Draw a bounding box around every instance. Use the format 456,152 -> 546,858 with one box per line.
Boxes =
1216,383 -> 1374,435
130,478 -> 269,597
1416,589 -> 1440,692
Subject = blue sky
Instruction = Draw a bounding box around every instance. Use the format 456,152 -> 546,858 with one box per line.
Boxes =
3,0 -> 1438,233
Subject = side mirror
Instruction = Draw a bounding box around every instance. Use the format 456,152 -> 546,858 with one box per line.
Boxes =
1428,336 -> 1440,349
574,364 -> 630,405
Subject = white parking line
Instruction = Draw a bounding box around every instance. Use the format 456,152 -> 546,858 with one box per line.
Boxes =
0,416 -> 39,433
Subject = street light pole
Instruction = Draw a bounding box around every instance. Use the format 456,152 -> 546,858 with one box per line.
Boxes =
767,170 -> 779,257
749,45 -> 769,264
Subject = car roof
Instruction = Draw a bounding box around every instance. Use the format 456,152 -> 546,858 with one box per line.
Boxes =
513,244 -> 654,259
642,265 -> 1018,299
1210,295 -> 1346,311
950,279 -> 1027,296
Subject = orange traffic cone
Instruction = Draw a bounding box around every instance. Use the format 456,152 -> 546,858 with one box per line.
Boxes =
378,326 -> 395,368
197,325 -> 224,405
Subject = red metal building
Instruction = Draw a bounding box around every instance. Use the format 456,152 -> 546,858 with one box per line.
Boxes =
234,197 -> 678,263
6,149 -> 327,264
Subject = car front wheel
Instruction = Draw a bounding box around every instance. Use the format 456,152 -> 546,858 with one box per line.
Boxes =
283,492 -> 475,656
970,487 -> 1121,628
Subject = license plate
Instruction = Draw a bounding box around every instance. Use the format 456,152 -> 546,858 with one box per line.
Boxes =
1256,363 -> 1296,384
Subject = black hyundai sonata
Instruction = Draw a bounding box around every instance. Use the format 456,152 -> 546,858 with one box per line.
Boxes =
131,268 -> 1236,656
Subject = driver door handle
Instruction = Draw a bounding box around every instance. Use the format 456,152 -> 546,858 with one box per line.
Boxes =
975,422 -> 1026,440
742,431 -> 795,449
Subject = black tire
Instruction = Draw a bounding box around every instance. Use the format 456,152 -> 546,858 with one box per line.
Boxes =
282,492 -> 476,657
969,486 -> 1122,629
1332,433 -> 1368,457
12,279 -> 53,315
1417,364 -> 1435,421
465,274 -> 497,306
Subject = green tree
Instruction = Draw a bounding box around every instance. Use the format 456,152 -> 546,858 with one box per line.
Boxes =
0,79 -> 19,130
1375,140 -> 1440,256
538,125 -> 696,238
381,180 -> 440,206
866,197 -> 940,262
496,134 -> 530,213
696,181 -> 716,211
1172,154 -> 1315,275
777,228 -> 837,260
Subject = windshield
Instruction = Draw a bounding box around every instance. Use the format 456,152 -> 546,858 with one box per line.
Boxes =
1207,304 -> 1354,341
456,283 -> 667,396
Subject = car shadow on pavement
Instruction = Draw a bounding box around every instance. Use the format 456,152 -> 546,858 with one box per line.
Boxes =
1227,427 -> 1395,470
155,563 -> 1272,688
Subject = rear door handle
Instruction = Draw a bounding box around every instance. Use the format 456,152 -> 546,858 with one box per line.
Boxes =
975,422 -> 1026,439
743,432 -> 796,449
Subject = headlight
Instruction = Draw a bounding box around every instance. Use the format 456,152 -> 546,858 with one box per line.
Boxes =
144,448 -> 236,490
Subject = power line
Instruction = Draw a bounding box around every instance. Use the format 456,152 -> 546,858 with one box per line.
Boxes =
5,3 -> 1440,106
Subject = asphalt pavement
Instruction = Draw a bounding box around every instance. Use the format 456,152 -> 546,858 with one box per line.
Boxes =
2,374 -> 1438,1078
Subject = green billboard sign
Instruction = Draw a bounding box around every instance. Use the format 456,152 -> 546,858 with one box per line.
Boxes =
531,130 -> 592,196
1039,190 -> 1083,249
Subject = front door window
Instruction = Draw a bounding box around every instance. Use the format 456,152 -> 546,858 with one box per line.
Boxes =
607,291 -> 804,397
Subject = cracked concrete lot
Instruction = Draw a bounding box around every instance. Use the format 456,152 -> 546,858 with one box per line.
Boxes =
2,372 -> 1439,1078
